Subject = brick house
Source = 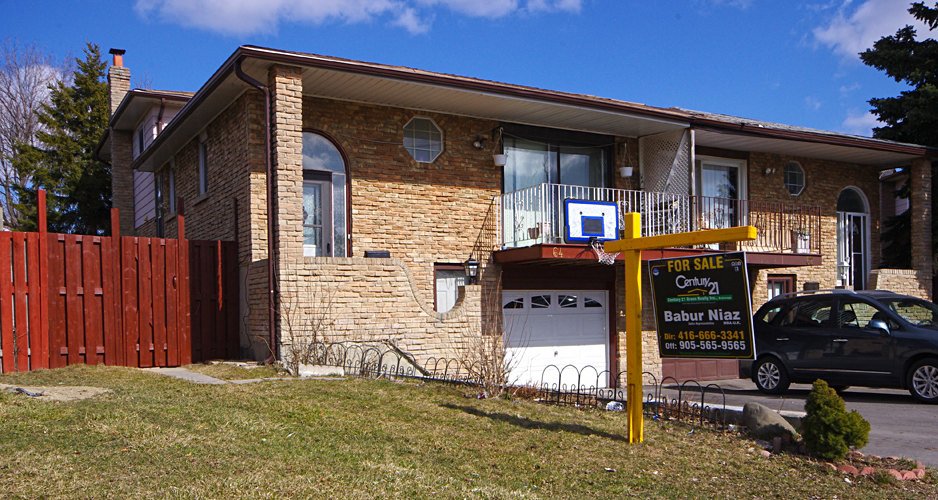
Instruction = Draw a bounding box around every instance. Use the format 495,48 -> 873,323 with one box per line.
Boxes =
99,45 -> 935,383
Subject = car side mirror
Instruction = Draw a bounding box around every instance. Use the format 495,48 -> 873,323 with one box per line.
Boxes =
868,319 -> 890,336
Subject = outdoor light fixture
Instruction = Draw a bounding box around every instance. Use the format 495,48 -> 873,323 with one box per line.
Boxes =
472,136 -> 486,149
464,257 -> 480,284
619,166 -> 634,178
763,167 -> 776,176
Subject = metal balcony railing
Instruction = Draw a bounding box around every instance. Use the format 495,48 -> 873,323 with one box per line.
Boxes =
499,183 -> 821,255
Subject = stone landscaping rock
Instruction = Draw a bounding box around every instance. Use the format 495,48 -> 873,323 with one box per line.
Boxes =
837,465 -> 858,475
902,471 -> 917,481
743,402 -> 799,441
887,469 -> 904,480
860,467 -> 875,476
914,469 -> 926,479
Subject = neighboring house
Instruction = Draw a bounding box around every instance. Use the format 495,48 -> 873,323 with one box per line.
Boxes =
98,45 -> 936,383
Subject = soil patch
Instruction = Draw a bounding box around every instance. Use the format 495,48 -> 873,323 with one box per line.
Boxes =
0,383 -> 111,402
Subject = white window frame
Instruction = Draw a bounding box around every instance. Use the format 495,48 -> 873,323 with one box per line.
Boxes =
783,161 -> 805,196
694,156 -> 747,200
403,117 -> 444,163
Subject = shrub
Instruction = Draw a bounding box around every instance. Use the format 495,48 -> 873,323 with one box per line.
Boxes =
802,379 -> 871,461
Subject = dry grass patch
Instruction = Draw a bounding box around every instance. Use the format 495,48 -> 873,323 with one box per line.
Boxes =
183,362 -> 283,380
0,365 -> 934,498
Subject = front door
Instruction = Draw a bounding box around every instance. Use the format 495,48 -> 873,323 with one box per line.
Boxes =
837,212 -> 868,289
303,179 -> 332,257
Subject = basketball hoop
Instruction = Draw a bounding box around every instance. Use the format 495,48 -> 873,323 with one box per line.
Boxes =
590,238 -> 619,265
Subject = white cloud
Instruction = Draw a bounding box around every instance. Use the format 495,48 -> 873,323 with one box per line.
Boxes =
813,0 -> 931,60
841,110 -> 882,135
838,82 -> 861,96
804,96 -> 823,111
135,0 -> 581,36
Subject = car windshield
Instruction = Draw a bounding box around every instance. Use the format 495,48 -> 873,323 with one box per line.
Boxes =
882,298 -> 938,329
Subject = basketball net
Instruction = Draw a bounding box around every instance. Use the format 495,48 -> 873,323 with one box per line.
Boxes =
590,239 -> 619,265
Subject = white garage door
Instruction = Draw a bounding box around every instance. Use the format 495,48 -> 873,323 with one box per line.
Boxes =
503,290 -> 609,388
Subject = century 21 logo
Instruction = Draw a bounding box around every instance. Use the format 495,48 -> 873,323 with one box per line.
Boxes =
675,275 -> 721,296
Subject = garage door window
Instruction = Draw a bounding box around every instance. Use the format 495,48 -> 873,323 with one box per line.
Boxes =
504,297 -> 524,309
531,295 -> 551,308
559,295 -> 578,308
584,297 -> 602,308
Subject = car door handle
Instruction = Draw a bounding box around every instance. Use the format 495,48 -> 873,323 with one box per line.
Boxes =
833,338 -> 848,343
775,337 -> 789,341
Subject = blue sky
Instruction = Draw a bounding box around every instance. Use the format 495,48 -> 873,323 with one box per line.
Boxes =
1,0 -> 929,137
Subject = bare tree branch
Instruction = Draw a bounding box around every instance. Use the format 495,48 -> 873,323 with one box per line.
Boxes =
0,39 -> 63,228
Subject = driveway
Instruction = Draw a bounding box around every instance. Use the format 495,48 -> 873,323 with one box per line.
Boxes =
660,379 -> 938,467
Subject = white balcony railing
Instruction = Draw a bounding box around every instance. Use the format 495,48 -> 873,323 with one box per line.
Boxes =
499,183 -> 821,254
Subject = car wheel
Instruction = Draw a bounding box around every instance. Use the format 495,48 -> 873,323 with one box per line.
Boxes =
753,356 -> 790,395
908,359 -> 938,404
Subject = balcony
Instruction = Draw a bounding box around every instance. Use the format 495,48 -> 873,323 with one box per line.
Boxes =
499,183 -> 821,256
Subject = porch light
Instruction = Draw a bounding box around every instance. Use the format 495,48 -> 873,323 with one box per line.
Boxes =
464,257 -> 480,284
619,166 -> 634,178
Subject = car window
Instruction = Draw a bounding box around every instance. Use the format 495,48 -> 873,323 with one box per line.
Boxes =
760,304 -> 785,324
838,300 -> 879,328
883,298 -> 938,328
779,298 -> 833,328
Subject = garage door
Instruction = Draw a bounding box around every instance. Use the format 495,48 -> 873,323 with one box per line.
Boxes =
503,290 -> 609,388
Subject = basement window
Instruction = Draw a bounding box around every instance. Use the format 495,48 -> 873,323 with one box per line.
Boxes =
403,117 -> 443,163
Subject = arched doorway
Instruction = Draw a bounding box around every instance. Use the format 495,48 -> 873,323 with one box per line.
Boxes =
836,187 -> 870,289
302,131 -> 349,257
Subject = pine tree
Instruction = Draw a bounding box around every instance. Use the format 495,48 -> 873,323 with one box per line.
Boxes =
12,43 -> 110,233
860,2 -> 938,273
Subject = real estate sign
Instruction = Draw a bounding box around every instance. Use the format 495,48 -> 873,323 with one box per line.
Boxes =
648,252 -> 755,359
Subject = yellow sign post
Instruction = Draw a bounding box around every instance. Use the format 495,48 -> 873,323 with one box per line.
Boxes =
604,212 -> 758,444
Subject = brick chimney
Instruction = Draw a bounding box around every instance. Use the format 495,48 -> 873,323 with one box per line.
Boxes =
107,48 -> 130,114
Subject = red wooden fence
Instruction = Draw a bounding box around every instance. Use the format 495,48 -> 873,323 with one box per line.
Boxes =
0,192 -> 239,373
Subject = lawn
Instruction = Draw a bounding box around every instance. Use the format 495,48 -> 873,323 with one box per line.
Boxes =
0,366 -> 934,498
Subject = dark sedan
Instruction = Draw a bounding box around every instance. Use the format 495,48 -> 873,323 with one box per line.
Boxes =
742,290 -> 938,403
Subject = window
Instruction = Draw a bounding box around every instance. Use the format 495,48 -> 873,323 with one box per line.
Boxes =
403,117 -> 443,163
784,161 -> 805,196
198,141 -> 208,196
559,294 -> 578,308
502,136 -> 607,193
302,132 -> 349,257
531,295 -> 551,308
584,297 -> 602,308
503,297 -> 524,309
696,157 -> 746,230
434,265 -> 466,313
778,298 -> 833,328
167,166 -> 176,214
767,275 -> 795,300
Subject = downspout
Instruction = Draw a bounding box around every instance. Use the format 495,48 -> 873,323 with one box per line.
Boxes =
234,57 -> 278,361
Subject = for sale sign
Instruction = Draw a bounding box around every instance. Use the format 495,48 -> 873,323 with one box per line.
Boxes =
648,252 -> 755,359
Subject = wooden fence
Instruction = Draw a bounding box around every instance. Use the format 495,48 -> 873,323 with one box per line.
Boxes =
0,192 -> 239,373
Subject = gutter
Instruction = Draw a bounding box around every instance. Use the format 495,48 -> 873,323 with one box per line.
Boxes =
233,56 -> 278,362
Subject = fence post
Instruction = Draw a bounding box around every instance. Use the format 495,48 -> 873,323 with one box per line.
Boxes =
37,190 -> 50,369
110,208 -> 124,366
177,197 -> 192,365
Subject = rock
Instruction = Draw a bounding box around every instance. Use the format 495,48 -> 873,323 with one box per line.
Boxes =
887,469 -> 904,481
860,467 -> 875,476
825,462 -> 838,471
902,471 -> 917,481
914,469 -> 926,479
837,465 -> 859,475
742,402 -> 799,441
760,450 -> 772,458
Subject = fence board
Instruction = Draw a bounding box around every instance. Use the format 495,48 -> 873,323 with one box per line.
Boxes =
122,237 -> 139,367
81,238 -> 104,365
26,233 -> 43,370
165,241 -> 179,366
48,235 -> 66,368
12,233 -> 28,371
64,236 -> 84,366
0,234 -> 13,373
100,237 -> 118,366
138,239 -> 154,368
152,240 -> 167,367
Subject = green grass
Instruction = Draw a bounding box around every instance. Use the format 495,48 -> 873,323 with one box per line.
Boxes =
0,366 -> 934,498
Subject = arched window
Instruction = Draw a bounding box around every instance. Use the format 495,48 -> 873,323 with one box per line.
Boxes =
836,187 -> 869,289
302,132 -> 348,257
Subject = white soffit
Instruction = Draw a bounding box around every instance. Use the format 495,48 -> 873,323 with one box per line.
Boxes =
694,129 -> 920,167
300,66 -> 688,138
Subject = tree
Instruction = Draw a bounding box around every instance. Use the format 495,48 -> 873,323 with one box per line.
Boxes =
860,2 -> 938,273
12,42 -> 110,233
0,40 -> 62,229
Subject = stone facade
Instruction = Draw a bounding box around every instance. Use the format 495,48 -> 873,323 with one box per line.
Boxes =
111,61 -> 935,381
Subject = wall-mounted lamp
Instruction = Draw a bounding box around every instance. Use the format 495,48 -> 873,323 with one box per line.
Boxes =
464,257 -> 480,284
763,167 -> 777,176
472,136 -> 487,150
619,166 -> 634,178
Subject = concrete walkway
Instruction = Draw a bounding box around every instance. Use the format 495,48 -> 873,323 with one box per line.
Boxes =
143,367 -> 329,385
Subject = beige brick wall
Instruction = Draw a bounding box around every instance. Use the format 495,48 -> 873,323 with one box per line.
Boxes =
746,152 -> 885,308
869,269 -> 931,299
